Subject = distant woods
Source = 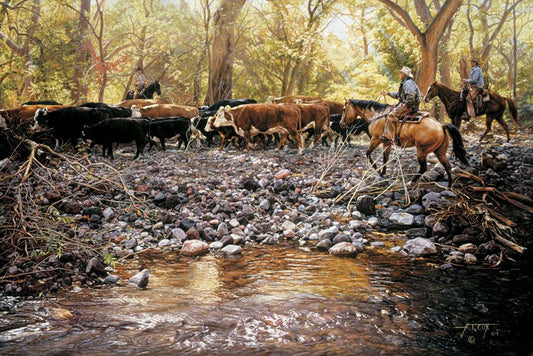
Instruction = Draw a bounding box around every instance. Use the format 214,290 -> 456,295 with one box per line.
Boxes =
0,0 -> 531,107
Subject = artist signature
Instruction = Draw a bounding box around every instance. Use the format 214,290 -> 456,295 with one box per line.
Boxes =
455,323 -> 500,344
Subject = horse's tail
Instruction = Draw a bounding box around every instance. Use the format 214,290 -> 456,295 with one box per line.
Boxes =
443,123 -> 469,165
505,97 -> 521,128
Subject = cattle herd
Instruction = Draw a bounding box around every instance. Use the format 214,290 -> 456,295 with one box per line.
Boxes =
0,95 -> 368,160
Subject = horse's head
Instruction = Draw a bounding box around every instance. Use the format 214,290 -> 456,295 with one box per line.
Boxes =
340,98 -> 356,129
423,81 -> 439,103
153,81 -> 161,96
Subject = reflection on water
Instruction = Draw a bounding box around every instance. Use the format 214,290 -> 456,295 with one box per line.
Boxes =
1,243 -> 532,355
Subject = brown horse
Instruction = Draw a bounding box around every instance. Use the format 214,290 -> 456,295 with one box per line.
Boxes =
424,81 -> 519,142
340,99 -> 469,187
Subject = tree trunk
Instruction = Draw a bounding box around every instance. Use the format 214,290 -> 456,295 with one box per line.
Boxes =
72,0 -> 91,104
378,0 -> 463,93
205,0 -> 246,105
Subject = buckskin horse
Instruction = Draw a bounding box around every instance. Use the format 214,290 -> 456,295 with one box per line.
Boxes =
424,81 -> 519,142
125,81 -> 162,100
340,99 -> 469,187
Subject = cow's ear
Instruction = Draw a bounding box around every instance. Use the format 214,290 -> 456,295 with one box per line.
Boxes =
224,105 -> 231,112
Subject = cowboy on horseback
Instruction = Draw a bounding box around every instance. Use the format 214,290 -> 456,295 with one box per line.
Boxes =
380,66 -> 421,143
133,66 -> 147,99
461,58 -> 485,119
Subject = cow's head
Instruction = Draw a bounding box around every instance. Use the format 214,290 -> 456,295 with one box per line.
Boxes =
131,104 -> 142,117
213,105 -> 234,128
31,108 -> 49,131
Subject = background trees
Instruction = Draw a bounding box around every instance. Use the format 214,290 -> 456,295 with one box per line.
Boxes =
0,0 -> 531,108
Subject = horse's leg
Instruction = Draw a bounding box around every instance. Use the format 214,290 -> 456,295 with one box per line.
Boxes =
431,137 -> 453,186
412,150 -> 428,183
381,144 -> 391,177
366,136 -> 381,173
493,113 -> 511,142
479,115 -> 494,141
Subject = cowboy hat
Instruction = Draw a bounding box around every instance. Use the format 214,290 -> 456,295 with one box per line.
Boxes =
400,66 -> 413,78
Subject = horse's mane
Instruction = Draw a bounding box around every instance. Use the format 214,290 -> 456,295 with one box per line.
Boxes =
349,99 -> 390,111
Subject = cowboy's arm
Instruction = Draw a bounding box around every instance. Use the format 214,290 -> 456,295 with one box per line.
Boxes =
387,91 -> 399,99
465,67 -> 480,84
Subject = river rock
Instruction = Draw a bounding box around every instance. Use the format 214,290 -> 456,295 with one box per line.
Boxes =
281,220 -> 297,232
405,227 -> 428,239
329,242 -> 357,257
86,257 -> 107,276
209,241 -> 223,250
464,253 -> 478,264
316,239 -> 332,251
402,237 -> 437,257
458,243 -> 477,254
103,275 -> 120,284
332,233 -> 351,244
406,204 -> 425,214
432,221 -> 450,235
129,269 -> 149,289
221,244 -> 242,255
274,169 -> 291,179
259,199 -> 271,211
389,212 -> 415,227
482,148 -> 509,172
421,192 -> 449,210
180,239 -> 209,256
171,228 -> 187,242
103,207 -> 115,221
356,195 -> 376,215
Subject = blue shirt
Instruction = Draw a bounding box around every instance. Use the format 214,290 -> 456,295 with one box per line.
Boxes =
465,65 -> 484,88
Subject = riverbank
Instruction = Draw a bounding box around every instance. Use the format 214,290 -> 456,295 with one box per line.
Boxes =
1,123 -> 532,297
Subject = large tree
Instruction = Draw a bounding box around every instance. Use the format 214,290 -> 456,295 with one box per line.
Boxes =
378,0 -> 463,92
205,0 -> 246,105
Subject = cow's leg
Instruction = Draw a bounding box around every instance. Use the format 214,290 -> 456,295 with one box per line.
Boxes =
160,138 -> 166,151
244,130 -> 252,150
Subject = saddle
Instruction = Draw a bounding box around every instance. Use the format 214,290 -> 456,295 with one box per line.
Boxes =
401,110 -> 430,124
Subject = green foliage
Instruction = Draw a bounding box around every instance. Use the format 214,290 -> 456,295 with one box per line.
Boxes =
0,0 -> 531,107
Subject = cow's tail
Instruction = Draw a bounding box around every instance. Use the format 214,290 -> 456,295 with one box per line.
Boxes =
505,97 -> 521,128
443,123 -> 469,165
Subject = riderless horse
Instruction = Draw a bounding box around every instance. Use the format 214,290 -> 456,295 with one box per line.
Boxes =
340,99 -> 469,187
424,81 -> 519,142
125,81 -> 161,100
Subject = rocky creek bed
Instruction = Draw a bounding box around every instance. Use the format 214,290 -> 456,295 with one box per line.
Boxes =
1,126 -> 532,297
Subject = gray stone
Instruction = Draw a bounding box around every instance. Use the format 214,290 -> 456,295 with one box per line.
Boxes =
421,192 -> 450,210
209,241 -> 224,249
259,199 -> 271,210
406,204 -> 424,214
432,221 -> 450,235
389,212 -> 415,227
329,242 -> 357,257
129,269 -> 149,289
464,253 -> 478,264
316,239 -> 332,251
221,244 -> 242,255
402,237 -> 437,257
332,233 -> 351,244
103,207 -> 115,221
86,257 -> 107,276
158,239 -> 171,247
103,275 -> 120,284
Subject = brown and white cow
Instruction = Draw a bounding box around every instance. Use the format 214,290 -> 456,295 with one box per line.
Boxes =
212,103 -> 304,154
266,95 -> 323,104
0,104 -> 67,134
285,102 -> 331,147
138,104 -> 199,119
116,98 -> 163,108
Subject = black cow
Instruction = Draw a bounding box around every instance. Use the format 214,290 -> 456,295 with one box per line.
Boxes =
21,100 -> 62,106
80,102 -> 132,117
328,113 -> 370,146
83,117 -> 150,159
149,117 -> 192,150
199,98 -> 257,115
32,106 -> 120,148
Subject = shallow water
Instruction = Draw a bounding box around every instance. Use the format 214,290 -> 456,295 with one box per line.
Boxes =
1,243 -> 532,355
